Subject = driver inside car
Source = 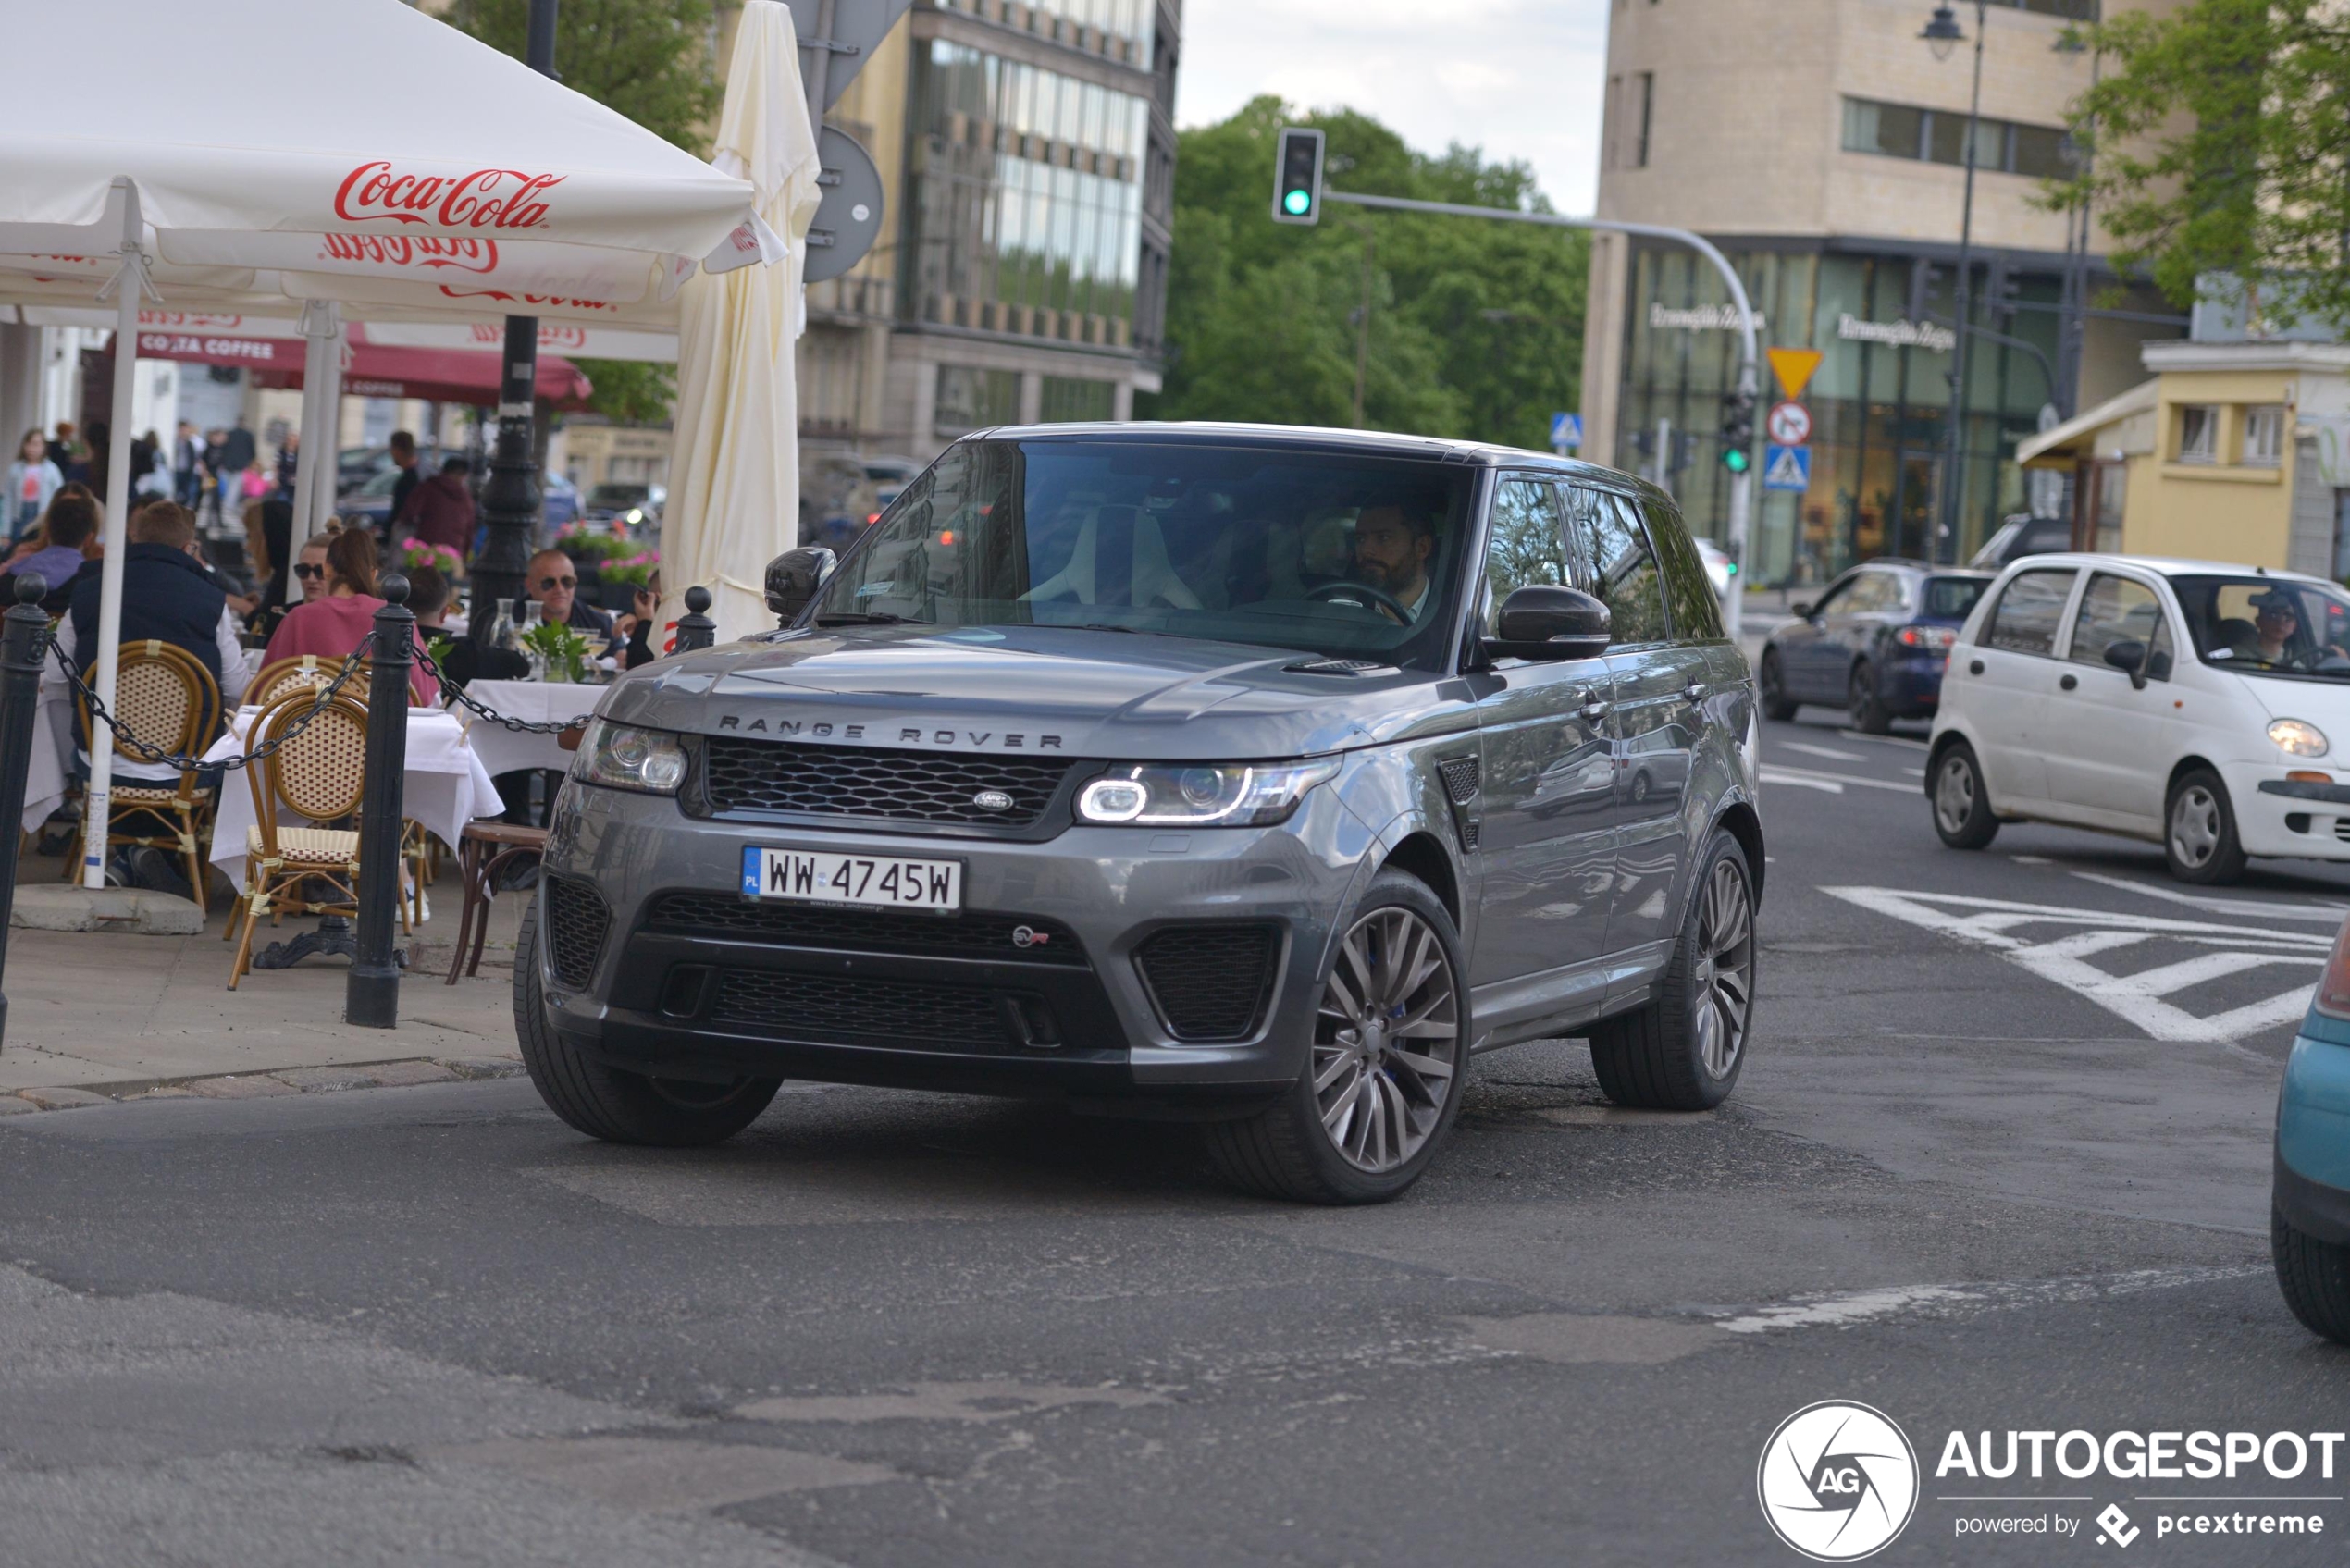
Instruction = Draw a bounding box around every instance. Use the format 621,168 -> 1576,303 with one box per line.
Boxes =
1349,503 -> 1439,623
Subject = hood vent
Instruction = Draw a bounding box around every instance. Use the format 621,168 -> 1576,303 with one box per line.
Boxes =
1285,658 -> 1396,676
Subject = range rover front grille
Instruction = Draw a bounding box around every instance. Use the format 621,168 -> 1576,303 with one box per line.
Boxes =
642,893 -> 1087,966
710,969 -> 1020,1048
699,737 -> 1075,827
1134,924 -> 1280,1042
543,877 -> 610,990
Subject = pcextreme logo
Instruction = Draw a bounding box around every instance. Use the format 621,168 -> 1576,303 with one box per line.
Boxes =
1758,1401 -> 1921,1561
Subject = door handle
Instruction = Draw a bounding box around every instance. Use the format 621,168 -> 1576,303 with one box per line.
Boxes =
1579,698 -> 1610,722
1969,659 -> 1985,676
2059,673 -> 2078,691
1683,679 -> 1707,701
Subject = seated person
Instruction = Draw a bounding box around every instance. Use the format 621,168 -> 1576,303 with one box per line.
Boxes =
1347,503 -> 1440,623
4,484 -> 101,612
526,547 -> 618,655
262,526 -> 434,702
45,500 -> 250,779
2249,588 -> 2307,667
407,563 -> 526,687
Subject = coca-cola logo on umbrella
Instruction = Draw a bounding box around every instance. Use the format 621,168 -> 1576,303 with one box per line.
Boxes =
317,234 -> 502,273
333,162 -> 563,231
435,285 -> 619,314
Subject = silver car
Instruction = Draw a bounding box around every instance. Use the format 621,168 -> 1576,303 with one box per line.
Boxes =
518,425 -> 1765,1203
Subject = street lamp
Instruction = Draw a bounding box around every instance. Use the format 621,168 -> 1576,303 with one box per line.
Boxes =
1923,0 -> 1987,564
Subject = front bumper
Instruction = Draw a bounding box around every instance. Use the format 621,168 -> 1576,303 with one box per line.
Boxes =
2277,1026 -> 2350,1245
2227,760 -> 2350,858
532,782 -> 1370,1103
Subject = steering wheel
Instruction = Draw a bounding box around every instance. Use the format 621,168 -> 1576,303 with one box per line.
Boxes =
1305,580 -> 1413,625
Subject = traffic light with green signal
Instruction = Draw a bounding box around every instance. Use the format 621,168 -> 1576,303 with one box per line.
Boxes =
1719,389 -> 1756,473
1271,127 -> 1325,226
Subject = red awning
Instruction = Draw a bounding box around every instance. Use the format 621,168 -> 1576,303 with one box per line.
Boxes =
128,323 -> 594,408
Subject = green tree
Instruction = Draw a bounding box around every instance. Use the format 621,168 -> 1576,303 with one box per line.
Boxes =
444,0 -> 718,423
1144,95 -> 1586,451
2051,0 -> 2350,332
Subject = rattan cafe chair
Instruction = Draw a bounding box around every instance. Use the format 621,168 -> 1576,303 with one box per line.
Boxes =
247,653 -> 365,710
226,685 -> 403,988
66,640 -> 223,912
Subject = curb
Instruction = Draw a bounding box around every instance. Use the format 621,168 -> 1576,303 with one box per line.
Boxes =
0,1055 -> 527,1114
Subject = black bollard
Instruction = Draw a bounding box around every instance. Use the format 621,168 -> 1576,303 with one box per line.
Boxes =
0,573 -> 49,1045
347,573 -> 415,1029
674,585 -> 716,653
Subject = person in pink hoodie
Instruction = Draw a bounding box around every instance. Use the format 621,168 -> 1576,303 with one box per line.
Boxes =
262,525 -> 435,703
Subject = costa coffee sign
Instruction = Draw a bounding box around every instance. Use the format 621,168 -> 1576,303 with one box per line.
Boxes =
317,233 -> 501,274
333,162 -> 563,231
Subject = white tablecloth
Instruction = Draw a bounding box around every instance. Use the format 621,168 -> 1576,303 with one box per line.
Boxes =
202,708 -> 501,878
457,679 -> 601,780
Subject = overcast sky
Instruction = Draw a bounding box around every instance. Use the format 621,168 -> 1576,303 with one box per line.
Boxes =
1172,0 -> 1612,212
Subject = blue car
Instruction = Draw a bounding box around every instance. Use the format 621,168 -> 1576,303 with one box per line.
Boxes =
1758,560 -> 1994,733
2276,931 -> 2350,1343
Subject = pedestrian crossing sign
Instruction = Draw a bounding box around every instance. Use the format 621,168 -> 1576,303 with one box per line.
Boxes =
1763,443 -> 1811,491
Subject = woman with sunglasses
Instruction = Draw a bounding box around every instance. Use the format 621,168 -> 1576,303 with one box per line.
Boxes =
261,526 -> 435,701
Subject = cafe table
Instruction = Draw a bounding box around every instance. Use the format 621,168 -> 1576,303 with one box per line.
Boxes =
455,678 -> 603,781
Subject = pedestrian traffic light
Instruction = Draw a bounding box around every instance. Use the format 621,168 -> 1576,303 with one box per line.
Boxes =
1271,127 -> 1325,226
1719,389 -> 1755,473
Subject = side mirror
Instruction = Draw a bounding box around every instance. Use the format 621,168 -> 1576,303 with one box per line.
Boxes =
2103,637 -> 2148,690
763,546 -> 835,624
1790,600 -> 1814,620
1486,585 -> 1612,661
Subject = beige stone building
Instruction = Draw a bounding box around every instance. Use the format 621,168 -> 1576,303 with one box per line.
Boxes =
1580,0 -> 2187,584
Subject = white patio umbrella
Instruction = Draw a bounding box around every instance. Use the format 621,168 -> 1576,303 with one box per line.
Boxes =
660,0 -> 823,645
0,0 -> 772,890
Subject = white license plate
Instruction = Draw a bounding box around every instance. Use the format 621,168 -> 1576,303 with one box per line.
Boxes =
741,847 -> 963,912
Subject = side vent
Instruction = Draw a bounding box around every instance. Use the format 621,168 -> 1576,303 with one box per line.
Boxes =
1438,756 -> 1480,805
1460,820 -> 1480,851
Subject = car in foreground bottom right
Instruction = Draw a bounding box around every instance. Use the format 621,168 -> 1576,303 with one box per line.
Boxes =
2277,918 -> 2350,1343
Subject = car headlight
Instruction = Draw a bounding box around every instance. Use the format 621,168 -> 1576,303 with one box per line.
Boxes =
574,718 -> 686,795
1075,760 -> 1340,827
2270,718 -> 2331,758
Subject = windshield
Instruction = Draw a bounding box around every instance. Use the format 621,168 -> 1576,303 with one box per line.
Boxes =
2171,574 -> 2350,680
1923,575 -> 1987,621
809,438 -> 1478,671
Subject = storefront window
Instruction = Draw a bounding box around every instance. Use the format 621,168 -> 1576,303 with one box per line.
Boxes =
935,365 -> 1021,437
1039,376 -> 1115,422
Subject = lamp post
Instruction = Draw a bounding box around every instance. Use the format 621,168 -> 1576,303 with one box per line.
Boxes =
1922,0 -> 1986,565
2051,24 -> 2100,422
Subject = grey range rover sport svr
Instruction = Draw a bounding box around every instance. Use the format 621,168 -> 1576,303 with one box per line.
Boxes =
519,423 -> 1765,1203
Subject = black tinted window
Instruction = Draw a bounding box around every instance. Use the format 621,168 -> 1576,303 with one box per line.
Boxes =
1923,576 -> 1986,621
1566,491 -> 1670,645
1984,569 -> 2076,654
1641,495 -> 1724,640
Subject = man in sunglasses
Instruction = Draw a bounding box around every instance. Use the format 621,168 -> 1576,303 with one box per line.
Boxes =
526,546 -> 619,655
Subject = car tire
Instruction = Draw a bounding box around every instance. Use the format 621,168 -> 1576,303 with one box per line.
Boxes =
1205,869 -> 1469,1204
1848,661 -> 1892,735
1758,650 -> 1799,722
2165,767 -> 2248,885
1589,830 -> 1756,1111
2273,1206 -> 2350,1345
1930,742 -> 1999,850
513,897 -> 782,1146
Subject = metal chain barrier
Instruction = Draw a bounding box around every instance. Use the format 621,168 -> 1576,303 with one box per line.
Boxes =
47,634 -> 373,774
412,639 -> 593,734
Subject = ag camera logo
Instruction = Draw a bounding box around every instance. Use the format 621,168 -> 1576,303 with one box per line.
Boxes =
1758,1401 -> 1920,1561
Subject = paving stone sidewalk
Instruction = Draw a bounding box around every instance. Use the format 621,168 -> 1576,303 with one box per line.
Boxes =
1,855 -> 531,1113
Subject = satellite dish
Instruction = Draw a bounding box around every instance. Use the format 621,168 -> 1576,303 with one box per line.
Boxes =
803,126 -> 884,284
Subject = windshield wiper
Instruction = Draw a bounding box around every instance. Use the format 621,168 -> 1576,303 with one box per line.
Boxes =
814,611 -> 926,626
1071,623 -> 1137,634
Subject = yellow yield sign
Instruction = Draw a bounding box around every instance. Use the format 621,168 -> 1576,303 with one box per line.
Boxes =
1768,347 -> 1824,401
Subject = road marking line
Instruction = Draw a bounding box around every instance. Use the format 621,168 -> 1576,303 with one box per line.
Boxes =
1777,740 -> 1868,762
1761,763 -> 1916,794
1760,768 -> 1841,794
1837,729 -> 1932,750
2010,854 -> 2053,865
1712,1265 -> 2266,1336
2067,868 -> 2350,925
1821,885 -> 2326,1043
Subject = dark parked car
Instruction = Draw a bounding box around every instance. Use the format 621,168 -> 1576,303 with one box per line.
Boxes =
516,424 -> 1766,1204
1971,513 -> 2073,572
1758,560 -> 1993,732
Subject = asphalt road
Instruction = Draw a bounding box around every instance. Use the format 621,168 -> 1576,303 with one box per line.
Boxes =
3,707 -> 2347,1567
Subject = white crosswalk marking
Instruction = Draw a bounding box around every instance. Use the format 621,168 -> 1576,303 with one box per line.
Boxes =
1823,885 -> 2330,1043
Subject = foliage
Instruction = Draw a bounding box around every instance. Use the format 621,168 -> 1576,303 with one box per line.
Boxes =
599,551 -> 661,587
443,0 -> 711,423
2047,0 -> 2350,332
425,633 -> 457,671
1142,96 -> 1588,451
443,0 -> 721,155
519,617 -> 591,682
401,540 -> 464,575
557,524 -> 635,562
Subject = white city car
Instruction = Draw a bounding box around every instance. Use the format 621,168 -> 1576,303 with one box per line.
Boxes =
1926,553 -> 2350,883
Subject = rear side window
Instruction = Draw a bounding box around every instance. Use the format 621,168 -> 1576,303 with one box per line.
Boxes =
1639,495 -> 1725,640
1567,491 -> 1671,645
1923,575 -> 1986,621
1840,572 -> 1905,615
1984,568 -> 2077,655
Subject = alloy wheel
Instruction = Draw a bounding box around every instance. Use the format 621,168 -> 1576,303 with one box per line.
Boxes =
1313,907 -> 1461,1174
1934,754 -> 1976,835
1688,858 -> 1754,1079
2171,784 -> 2221,868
